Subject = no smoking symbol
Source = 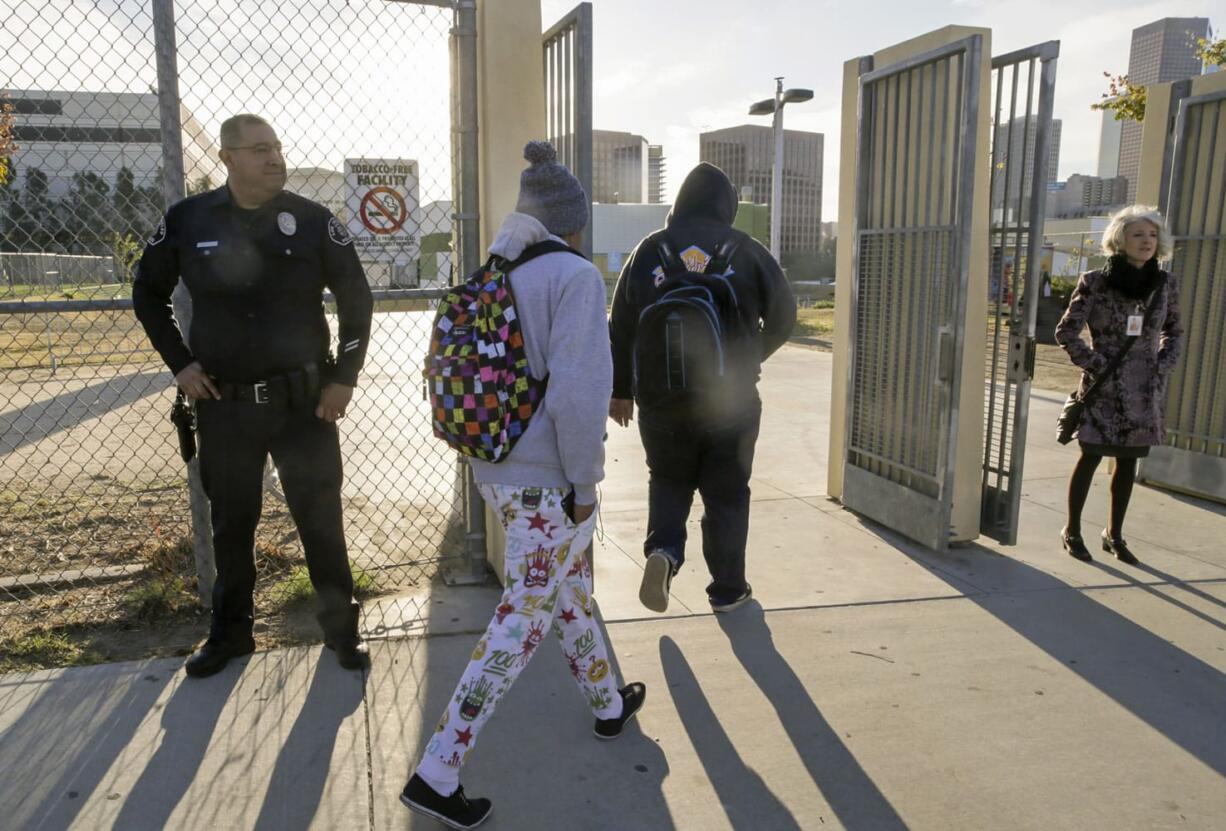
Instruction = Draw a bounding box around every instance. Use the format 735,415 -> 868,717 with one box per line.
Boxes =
359,186 -> 408,235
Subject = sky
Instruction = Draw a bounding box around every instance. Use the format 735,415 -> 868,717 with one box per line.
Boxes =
2,1 -> 1216,222
542,0 -> 1219,221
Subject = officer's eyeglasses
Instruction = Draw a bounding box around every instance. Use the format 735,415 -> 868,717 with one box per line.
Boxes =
226,142 -> 285,158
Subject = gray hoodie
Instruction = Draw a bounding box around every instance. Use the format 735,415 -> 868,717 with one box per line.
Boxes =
466,212 -> 611,504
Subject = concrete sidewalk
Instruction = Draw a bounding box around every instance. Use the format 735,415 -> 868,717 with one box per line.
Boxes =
2,346 -> 1225,830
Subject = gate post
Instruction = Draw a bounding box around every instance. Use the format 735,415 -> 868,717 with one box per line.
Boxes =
450,0 -> 490,584
153,0 -> 216,604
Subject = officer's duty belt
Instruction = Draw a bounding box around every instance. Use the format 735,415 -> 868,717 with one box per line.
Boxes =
217,362 -> 321,406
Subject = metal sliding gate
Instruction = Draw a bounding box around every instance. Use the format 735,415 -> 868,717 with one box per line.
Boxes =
542,2 -> 593,255
980,42 -> 1059,544
843,36 -> 983,551
1140,88 -> 1226,502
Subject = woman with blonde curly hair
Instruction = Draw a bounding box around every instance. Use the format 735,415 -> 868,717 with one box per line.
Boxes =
1054,205 -> 1182,564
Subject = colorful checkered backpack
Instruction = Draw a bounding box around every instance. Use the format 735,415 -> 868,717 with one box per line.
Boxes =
424,240 -> 582,462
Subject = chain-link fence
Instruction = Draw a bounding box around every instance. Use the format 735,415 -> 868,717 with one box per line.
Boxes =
0,0 -> 476,646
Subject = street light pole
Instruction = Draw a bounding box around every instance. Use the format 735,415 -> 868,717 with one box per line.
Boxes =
749,79 -> 811,263
770,77 -> 784,260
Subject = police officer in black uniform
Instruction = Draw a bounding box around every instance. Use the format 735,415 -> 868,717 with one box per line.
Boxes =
133,114 -> 374,677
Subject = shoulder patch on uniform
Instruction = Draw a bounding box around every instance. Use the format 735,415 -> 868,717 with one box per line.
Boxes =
148,217 -> 167,247
328,216 -> 353,246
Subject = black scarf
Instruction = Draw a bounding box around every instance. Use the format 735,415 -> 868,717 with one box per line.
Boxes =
1102,254 -> 1161,300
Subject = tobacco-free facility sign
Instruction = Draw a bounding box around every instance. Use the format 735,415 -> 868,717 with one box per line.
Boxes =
344,158 -> 420,263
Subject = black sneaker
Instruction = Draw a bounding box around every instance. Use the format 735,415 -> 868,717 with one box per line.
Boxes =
594,682 -> 647,740
639,550 -> 675,613
709,585 -> 753,613
400,774 -> 492,830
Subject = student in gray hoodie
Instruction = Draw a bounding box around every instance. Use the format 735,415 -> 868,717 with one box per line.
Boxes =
401,142 -> 646,831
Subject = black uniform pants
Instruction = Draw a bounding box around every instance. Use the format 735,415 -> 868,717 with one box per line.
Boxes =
196,398 -> 356,643
638,401 -> 761,599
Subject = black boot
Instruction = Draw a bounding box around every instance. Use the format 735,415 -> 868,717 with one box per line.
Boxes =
1101,531 -> 1139,565
318,603 -> 369,670
1061,529 -> 1093,562
184,635 -> 256,678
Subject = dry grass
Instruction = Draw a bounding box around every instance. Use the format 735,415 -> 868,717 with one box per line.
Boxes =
794,307 -> 835,339
0,476 -> 442,671
0,308 -> 159,370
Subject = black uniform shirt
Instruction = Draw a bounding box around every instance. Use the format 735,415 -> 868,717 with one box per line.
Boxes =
132,185 -> 374,386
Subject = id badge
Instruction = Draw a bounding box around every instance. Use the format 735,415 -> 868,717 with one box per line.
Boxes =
1126,314 -> 1144,337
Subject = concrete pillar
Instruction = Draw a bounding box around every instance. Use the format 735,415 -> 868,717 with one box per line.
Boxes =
475,0 -> 548,579
477,0 -> 547,253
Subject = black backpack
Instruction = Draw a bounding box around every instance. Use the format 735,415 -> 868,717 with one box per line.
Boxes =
633,232 -> 747,415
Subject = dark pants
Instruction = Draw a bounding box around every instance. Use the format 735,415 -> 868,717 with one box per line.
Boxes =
638,403 -> 761,598
196,398 -> 357,644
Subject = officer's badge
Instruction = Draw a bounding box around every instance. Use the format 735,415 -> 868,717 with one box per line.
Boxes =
277,211 -> 297,236
652,265 -> 666,288
328,216 -> 353,246
148,217 -> 166,247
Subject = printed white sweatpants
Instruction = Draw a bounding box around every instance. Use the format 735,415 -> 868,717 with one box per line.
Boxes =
415,484 -> 624,793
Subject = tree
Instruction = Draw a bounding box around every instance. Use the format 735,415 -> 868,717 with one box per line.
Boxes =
0,91 -> 17,188
110,231 -> 144,283
1092,34 -> 1226,123
186,174 -> 213,196
65,171 -> 118,254
114,166 -> 139,233
1091,73 -> 1147,123
1196,35 -> 1226,68
815,234 -> 836,280
19,168 -> 59,252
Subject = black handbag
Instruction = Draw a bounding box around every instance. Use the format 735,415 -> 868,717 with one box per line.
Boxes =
1056,275 -> 1166,445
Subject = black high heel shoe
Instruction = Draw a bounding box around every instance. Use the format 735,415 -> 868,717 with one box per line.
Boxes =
1101,531 -> 1139,565
1062,529 -> 1092,562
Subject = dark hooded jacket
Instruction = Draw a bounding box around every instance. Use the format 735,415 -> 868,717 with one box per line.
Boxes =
608,163 -> 796,424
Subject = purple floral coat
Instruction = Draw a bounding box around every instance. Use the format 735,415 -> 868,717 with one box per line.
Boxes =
1054,270 -> 1182,446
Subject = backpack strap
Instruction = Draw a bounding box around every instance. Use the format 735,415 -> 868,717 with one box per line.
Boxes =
502,239 -> 587,273
656,232 -> 745,279
705,232 -> 745,275
655,238 -> 690,279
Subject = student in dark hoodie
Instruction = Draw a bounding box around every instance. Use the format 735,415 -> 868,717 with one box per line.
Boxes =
608,162 -> 796,614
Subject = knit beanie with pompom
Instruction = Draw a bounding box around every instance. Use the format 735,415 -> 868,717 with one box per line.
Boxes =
515,140 -> 589,237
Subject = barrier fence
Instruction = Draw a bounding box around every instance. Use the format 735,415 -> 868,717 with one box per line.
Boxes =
0,0 -> 479,642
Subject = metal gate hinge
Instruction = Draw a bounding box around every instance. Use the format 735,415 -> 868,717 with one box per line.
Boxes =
1008,334 -> 1036,383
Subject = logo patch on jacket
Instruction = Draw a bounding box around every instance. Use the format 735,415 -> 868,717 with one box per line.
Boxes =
679,246 -> 711,273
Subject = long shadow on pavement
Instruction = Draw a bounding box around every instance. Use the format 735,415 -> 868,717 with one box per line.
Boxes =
252,653 -> 365,830
0,660 -> 173,829
858,522 -> 1226,779
1129,560 -> 1226,612
368,586 -> 675,830
714,604 -> 911,831
659,635 -> 803,831
1095,559 -> 1226,635
112,660 -> 244,829
0,369 -> 167,454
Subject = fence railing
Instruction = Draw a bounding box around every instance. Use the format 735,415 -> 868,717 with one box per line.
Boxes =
0,0 -> 479,642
